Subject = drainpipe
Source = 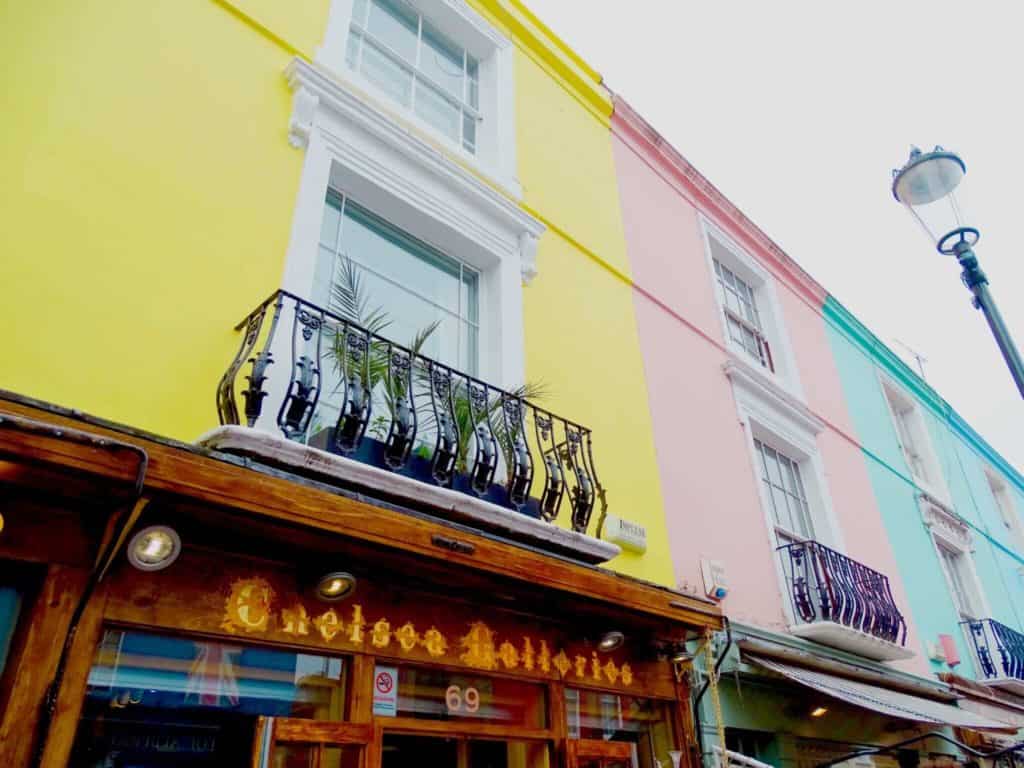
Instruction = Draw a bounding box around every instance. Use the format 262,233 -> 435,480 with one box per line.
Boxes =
0,414 -> 150,768
693,617 -> 732,764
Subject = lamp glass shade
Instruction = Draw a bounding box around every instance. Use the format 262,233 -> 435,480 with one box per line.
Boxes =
892,150 -> 968,250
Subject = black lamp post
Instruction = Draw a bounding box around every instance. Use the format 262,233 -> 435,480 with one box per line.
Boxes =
892,146 -> 1024,398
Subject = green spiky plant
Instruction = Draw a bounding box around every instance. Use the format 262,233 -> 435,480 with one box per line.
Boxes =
326,256 -> 545,473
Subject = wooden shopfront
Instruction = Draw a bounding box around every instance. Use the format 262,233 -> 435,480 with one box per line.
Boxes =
0,398 -> 722,768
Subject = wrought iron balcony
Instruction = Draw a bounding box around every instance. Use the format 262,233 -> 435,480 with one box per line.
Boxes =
962,618 -> 1024,693
778,540 -> 911,661
214,291 -> 604,536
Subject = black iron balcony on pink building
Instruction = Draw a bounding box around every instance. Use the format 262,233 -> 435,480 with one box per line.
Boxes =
207,291 -> 613,562
962,618 -> 1024,694
777,540 -> 911,661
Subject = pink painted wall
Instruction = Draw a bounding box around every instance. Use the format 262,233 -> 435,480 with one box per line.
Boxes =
611,103 -> 929,675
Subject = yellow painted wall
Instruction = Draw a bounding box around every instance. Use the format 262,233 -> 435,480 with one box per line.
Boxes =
0,0 -> 327,440
0,0 -> 674,586
465,1 -> 675,585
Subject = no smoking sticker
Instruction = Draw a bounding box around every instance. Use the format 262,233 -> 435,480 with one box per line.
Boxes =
372,665 -> 398,717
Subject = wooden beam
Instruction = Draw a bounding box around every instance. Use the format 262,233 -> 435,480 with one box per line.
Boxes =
0,400 -> 721,630
0,564 -> 90,768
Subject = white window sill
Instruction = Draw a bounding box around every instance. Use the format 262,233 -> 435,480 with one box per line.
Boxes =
197,425 -> 621,565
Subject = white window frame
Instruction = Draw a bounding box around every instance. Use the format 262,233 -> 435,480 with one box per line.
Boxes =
879,376 -> 950,504
985,468 -> 1024,556
281,57 -> 543,400
700,216 -> 804,399
317,0 -> 520,198
726,359 -> 844,625
923,501 -> 990,623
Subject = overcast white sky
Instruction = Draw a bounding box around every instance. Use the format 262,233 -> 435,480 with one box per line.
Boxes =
532,0 -> 1024,472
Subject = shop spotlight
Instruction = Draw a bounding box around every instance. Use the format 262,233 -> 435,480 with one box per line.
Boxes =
315,572 -> 357,602
597,631 -> 625,653
671,647 -> 693,664
810,706 -> 828,718
127,525 -> 181,572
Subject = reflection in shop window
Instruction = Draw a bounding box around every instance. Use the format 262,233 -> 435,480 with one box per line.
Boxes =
394,665 -> 547,728
68,629 -> 348,767
566,689 -> 675,768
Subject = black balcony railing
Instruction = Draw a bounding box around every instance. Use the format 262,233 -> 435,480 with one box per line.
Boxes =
777,540 -> 907,645
216,291 -> 603,533
962,618 -> 1024,682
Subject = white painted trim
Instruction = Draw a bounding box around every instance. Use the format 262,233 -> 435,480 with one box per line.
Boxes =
282,57 -> 544,390
878,371 -> 953,506
316,0 -> 520,197
197,426 -> 621,565
699,215 -> 806,401
924,500 -> 992,622
787,622 -> 916,661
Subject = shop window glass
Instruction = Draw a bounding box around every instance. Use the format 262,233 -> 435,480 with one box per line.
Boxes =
566,689 -> 675,768
68,629 -> 348,767
393,665 -> 547,728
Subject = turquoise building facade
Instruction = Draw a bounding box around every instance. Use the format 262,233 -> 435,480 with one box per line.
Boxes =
826,295 -> 1024,683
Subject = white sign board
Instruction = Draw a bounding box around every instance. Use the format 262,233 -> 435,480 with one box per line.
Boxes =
604,515 -> 647,553
372,665 -> 398,717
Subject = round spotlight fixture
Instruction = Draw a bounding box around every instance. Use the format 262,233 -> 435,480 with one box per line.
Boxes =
315,571 -> 357,602
127,525 -> 181,572
597,631 -> 625,653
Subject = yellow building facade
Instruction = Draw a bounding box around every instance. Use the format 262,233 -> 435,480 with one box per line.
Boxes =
0,0 -> 675,585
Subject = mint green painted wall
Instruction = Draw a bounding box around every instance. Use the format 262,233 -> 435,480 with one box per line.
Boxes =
824,296 -> 1024,681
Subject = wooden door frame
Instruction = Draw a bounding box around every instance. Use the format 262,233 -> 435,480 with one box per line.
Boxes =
567,738 -> 634,766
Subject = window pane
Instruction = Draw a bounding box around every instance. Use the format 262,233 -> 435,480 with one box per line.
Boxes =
323,745 -> 362,768
420,21 -> 465,101
361,38 -> 413,107
462,112 -> 476,153
566,689 -> 674,768
367,0 -> 418,63
346,28 -> 362,70
394,665 -> 547,728
467,56 -> 479,108
342,202 -> 461,311
352,0 -> 369,26
69,630 -> 348,767
414,80 -> 461,143
275,744 -> 318,768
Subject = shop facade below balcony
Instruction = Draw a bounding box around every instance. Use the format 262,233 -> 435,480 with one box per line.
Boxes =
962,618 -> 1024,695
777,540 -> 913,661
199,290 -> 619,564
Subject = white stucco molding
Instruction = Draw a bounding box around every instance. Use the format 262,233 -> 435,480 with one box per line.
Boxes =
281,57 -> 544,390
284,58 -> 543,284
725,357 -> 824,444
921,497 -> 973,552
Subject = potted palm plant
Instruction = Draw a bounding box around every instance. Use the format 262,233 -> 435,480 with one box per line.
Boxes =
309,257 -> 545,516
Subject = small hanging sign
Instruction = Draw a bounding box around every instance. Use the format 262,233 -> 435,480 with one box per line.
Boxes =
372,665 -> 398,717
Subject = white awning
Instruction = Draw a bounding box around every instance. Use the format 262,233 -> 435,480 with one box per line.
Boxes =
750,656 -> 1013,732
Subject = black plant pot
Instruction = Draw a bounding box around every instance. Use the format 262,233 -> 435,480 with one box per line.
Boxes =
308,429 -> 541,520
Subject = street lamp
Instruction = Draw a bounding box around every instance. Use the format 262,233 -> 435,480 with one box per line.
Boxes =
892,146 -> 1024,397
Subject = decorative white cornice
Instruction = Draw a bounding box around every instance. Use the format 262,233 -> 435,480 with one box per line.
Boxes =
921,500 -> 972,551
285,57 -> 544,283
724,357 -> 825,439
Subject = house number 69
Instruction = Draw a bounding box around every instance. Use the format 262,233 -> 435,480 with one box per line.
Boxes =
445,685 -> 480,713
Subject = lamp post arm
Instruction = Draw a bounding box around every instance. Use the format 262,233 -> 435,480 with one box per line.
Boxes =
954,242 -> 1024,399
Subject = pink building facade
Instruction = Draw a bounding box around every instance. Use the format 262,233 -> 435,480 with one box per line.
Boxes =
610,97 -> 967,765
